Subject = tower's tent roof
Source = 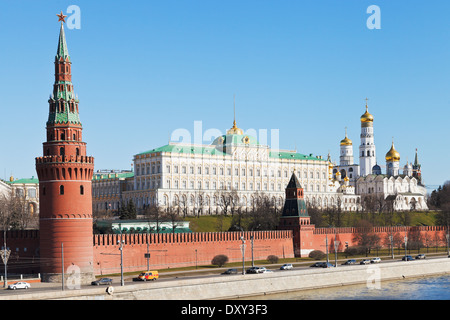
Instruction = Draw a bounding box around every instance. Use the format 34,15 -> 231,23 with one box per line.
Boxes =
286,172 -> 302,189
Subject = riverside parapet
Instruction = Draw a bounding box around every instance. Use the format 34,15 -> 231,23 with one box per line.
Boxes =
3,257 -> 450,300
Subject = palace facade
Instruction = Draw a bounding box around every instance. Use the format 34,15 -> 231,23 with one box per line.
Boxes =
93,119 -> 361,214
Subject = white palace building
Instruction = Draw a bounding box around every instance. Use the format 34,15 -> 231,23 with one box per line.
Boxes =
92,101 -> 428,214
93,116 -> 361,214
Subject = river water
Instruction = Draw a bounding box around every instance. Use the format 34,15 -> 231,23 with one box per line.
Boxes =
240,274 -> 450,300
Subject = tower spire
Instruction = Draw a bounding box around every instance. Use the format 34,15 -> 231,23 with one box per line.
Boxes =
56,19 -> 70,62
233,93 -> 236,128
414,148 -> 419,166
226,94 -> 243,135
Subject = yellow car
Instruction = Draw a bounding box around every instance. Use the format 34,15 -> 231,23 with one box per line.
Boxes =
136,271 -> 159,281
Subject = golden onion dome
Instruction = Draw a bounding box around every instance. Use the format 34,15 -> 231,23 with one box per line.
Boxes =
340,129 -> 352,146
385,141 -> 401,162
360,105 -> 374,123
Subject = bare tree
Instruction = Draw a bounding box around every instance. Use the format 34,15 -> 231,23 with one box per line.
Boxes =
215,189 -> 232,216
164,206 -> 183,234
0,191 -> 37,231
177,193 -> 189,218
247,192 -> 279,231
229,189 -> 240,216
143,203 -> 163,233
192,190 -> 206,218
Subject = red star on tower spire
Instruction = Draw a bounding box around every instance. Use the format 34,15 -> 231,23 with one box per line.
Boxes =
56,11 -> 67,23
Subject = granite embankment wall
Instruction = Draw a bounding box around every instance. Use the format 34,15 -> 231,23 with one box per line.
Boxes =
93,230 -> 294,275
4,258 -> 450,300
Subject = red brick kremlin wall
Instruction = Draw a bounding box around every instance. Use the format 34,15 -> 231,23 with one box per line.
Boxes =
92,230 -> 294,275
4,226 -> 448,276
306,225 -> 448,254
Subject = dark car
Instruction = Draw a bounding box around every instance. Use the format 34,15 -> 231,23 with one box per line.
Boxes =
310,262 -> 334,268
221,268 -> 238,275
91,278 -> 113,285
402,255 -> 414,261
342,259 -> 356,265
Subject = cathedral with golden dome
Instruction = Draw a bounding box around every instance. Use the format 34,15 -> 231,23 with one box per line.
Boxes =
332,100 -> 428,211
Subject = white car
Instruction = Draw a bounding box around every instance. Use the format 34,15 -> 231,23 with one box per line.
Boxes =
280,263 -> 293,270
8,281 -> 30,290
261,269 -> 273,273
370,257 -> 381,263
257,267 -> 267,273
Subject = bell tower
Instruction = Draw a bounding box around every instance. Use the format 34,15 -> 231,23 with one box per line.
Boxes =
35,13 -> 95,283
359,99 -> 376,176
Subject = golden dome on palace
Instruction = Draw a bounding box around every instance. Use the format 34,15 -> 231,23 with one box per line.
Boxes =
385,142 -> 401,162
226,120 -> 244,135
360,105 -> 374,123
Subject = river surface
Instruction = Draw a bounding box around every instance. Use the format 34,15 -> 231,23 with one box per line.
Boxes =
239,274 -> 450,300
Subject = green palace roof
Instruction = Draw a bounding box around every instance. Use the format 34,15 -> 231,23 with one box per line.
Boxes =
93,172 -> 135,180
6,177 -> 39,184
136,144 -> 227,157
136,133 -> 325,161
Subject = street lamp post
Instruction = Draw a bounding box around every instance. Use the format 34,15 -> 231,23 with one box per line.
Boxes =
118,239 -> 125,286
333,227 -> 339,267
389,234 -> 394,259
250,235 -> 254,267
404,227 -> 408,258
240,236 -> 246,275
2,229 -> 11,289
446,233 -> 449,256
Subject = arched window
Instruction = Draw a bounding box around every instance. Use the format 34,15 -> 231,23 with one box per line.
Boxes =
76,148 -> 80,156
80,185 -> 84,195
59,185 -> 64,195
60,147 -> 65,157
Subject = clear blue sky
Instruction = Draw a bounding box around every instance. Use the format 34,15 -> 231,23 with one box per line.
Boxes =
0,0 -> 449,191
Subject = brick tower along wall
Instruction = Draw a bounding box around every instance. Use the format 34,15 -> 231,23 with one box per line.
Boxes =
92,230 -> 294,275
35,22 -> 95,284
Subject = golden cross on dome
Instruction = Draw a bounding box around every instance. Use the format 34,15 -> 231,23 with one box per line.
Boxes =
56,11 -> 67,23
